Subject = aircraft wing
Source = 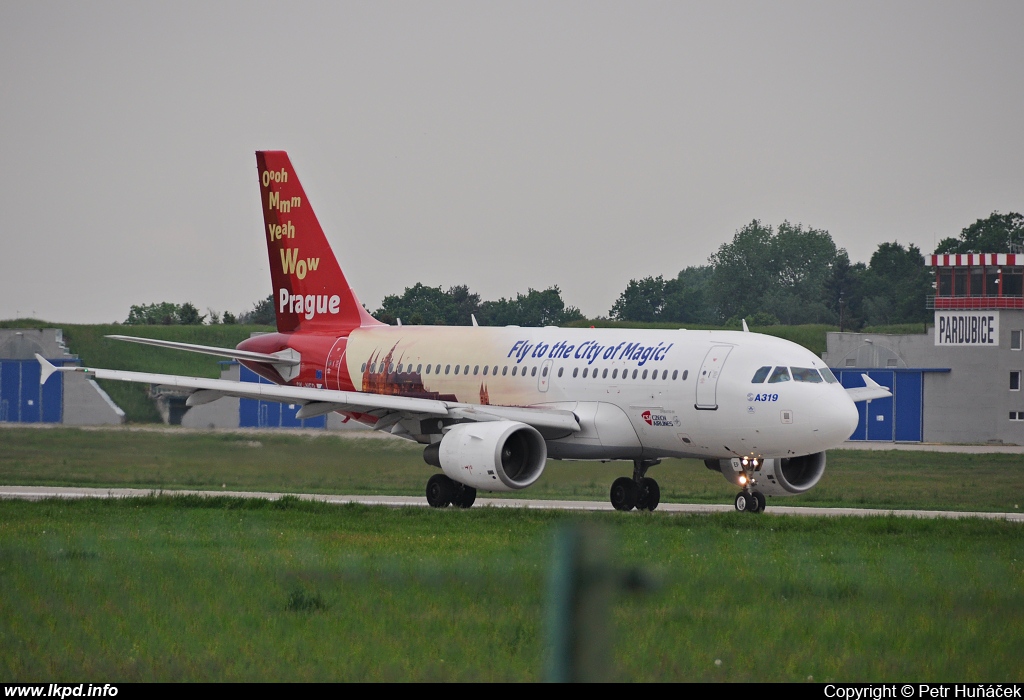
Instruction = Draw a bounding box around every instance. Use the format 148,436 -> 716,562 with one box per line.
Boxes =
36,355 -> 581,434
845,374 -> 893,402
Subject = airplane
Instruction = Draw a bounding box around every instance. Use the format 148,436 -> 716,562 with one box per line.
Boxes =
37,151 -> 891,513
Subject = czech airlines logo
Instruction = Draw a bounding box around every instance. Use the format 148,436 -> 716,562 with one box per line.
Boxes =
642,410 -> 680,427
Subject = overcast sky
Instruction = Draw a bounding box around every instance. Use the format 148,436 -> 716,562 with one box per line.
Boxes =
2,1 -> 1022,323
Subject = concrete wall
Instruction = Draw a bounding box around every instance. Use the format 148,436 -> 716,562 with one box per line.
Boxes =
62,374 -> 125,425
825,310 -> 1024,444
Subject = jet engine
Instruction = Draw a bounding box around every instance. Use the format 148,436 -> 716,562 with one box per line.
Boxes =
704,452 -> 827,497
423,421 -> 547,492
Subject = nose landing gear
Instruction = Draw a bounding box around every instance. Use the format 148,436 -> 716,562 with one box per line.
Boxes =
733,456 -> 767,513
610,459 -> 662,512
734,490 -> 765,513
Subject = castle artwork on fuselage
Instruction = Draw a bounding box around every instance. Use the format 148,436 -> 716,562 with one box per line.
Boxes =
360,343 -> 462,402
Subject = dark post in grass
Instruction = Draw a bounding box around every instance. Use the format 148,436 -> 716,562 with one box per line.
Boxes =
545,524 -> 654,682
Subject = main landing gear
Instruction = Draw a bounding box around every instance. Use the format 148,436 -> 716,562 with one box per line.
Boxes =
610,459 -> 662,512
425,474 -> 477,509
734,490 -> 765,513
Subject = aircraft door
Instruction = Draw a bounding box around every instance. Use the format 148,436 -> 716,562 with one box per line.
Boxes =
325,337 -> 348,391
695,345 -> 733,410
538,359 -> 553,392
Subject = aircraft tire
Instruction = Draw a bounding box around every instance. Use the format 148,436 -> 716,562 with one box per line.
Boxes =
610,477 -> 639,511
751,491 -> 766,513
426,474 -> 454,508
636,477 -> 661,512
734,492 -> 751,512
451,483 -> 477,509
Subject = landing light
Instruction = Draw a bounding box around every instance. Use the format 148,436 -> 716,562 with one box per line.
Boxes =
738,475 -> 748,485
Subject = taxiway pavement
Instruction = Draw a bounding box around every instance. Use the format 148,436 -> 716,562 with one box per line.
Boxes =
1,485 -> 1020,522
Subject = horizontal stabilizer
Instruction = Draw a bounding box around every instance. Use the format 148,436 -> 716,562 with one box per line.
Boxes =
106,335 -> 300,366
845,374 -> 893,402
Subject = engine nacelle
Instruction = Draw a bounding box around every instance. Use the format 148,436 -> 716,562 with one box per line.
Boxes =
705,452 -> 827,497
423,421 -> 547,492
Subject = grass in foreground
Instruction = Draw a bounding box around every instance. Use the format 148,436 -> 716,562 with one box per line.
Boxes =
0,497 -> 1021,681
1,426 -> 1021,513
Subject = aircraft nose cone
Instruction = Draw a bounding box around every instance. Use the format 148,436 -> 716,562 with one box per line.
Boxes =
811,393 -> 860,446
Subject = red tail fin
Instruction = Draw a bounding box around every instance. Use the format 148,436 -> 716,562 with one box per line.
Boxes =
256,151 -> 381,333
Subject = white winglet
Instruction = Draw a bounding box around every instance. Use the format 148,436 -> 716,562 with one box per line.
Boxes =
472,314 -> 479,327
35,354 -> 68,385
741,319 -> 750,332
845,373 -> 893,402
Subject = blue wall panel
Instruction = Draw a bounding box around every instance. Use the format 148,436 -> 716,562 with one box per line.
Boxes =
0,360 -> 63,424
19,362 -> 41,423
834,368 -> 924,443
1,361 -> 20,422
41,369 -> 63,423
894,372 -> 923,442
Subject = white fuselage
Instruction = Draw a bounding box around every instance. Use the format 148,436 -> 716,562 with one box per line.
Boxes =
343,326 -> 859,462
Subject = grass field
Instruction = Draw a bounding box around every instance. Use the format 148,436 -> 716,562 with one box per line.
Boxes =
1,426 -> 1021,513
1,427 -> 1022,681
1,496 -> 1021,681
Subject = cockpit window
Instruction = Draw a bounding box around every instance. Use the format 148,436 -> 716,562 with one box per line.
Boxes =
767,366 -> 791,383
820,367 -> 839,384
791,367 -> 823,383
751,366 -> 772,383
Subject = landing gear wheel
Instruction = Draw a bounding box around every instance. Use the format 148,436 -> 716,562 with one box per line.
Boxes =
734,492 -> 751,512
636,477 -> 661,512
451,483 -> 477,509
751,491 -> 766,513
610,477 -> 639,511
426,474 -> 454,508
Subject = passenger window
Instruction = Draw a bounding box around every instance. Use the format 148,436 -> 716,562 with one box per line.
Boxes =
543,367 -> 549,377
583,368 -> 589,378
612,369 -> 618,379
632,369 -> 638,379
474,365 -> 479,375
502,366 -> 508,376
642,370 -> 648,379
751,366 -> 771,383
464,365 -> 469,375
791,367 -> 823,383
454,365 -> 460,375
682,370 -> 688,380
388,363 -> 394,373
435,365 -> 441,374
493,366 -> 498,375
483,366 -> 488,376
425,365 -> 431,374
767,367 -> 790,383
361,363 -> 367,373
671,370 -> 677,380
558,367 -> 564,377
445,365 -> 451,375
531,367 -> 537,377
417,364 -> 422,373
512,367 -> 518,376
602,368 -> 608,379
398,364 -> 404,373
820,367 -> 839,384
573,368 -> 579,378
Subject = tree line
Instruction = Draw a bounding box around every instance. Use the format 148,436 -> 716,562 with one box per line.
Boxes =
124,211 -> 1022,328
